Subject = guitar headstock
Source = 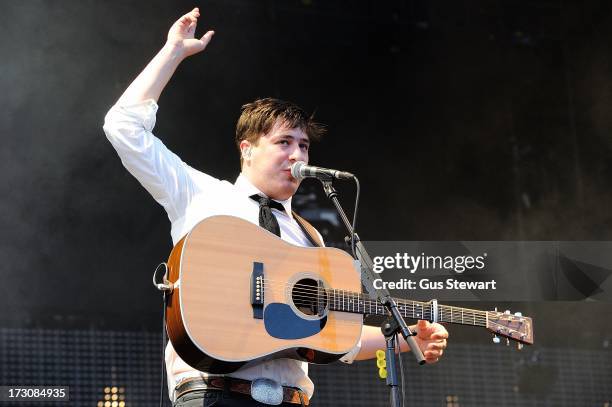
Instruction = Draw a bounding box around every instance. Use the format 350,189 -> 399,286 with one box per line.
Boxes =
486,309 -> 534,349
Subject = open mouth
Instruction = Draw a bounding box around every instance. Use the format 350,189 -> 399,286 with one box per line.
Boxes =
282,169 -> 298,180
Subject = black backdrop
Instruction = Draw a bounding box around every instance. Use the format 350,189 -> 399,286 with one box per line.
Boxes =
2,0 -> 612,357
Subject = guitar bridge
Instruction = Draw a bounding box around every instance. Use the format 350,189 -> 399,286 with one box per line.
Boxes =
251,262 -> 264,319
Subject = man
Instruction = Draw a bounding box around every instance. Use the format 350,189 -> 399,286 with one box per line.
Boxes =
103,8 -> 448,407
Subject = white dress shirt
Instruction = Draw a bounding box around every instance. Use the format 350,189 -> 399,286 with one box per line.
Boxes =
103,99 -> 360,401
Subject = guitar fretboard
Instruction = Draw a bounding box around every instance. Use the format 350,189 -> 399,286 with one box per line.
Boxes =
328,288 -> 487,327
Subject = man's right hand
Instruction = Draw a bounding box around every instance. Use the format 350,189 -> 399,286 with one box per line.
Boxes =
166,8 -> 214,60
114,7 -> 215,104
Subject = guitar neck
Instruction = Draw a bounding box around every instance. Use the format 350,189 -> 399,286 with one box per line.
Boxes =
328,289 -> 487,327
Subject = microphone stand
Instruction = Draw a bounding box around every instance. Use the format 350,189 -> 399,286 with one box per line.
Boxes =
319,178 -> 426,407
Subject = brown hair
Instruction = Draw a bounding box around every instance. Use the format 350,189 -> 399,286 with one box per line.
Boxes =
235,98 -> 326,166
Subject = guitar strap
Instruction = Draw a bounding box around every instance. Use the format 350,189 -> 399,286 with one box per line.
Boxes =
292,212 -> 323,248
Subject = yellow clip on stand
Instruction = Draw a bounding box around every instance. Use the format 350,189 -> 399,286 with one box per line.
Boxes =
376,349 -> 387,379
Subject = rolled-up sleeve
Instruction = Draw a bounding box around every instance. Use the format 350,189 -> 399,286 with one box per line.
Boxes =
103,100 -> 194,222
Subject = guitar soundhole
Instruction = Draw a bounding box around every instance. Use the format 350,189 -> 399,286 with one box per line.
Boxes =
292,278 -> 328,317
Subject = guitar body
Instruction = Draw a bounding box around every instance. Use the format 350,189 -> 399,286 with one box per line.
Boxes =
166,215 -> 363,373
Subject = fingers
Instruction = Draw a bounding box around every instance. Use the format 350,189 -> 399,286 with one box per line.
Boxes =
425,339 -> 446,354
200,30 -> 215,45
178,8 -> 200,28
413,320 -> 448,364
166,7 -> 214,57
422,331 -> 448,363
424,346 -> 442,362
431,331 -> 449,340
427,342 -> 446,351
417,319 -> 429,330
424,345 -> 445,362
428,322 -> 449,340
416,319 -> 433,339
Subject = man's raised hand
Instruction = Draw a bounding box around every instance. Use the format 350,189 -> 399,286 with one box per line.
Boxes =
166,8 -> 214,60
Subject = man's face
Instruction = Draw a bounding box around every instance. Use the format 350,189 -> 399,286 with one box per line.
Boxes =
242,119 -> 310,201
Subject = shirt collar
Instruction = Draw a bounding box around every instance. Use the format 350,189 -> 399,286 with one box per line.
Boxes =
234,173 -> 292,217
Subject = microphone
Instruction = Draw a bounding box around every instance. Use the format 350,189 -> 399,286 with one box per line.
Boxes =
290,161 -> 354,181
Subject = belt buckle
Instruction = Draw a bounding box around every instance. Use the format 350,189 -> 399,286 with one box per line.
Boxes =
250,378 -> 283,405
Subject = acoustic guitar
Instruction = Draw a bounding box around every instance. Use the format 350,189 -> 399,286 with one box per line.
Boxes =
164,215 -> 533,373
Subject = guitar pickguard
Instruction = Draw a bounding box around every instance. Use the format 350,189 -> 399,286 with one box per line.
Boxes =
264,303 -> 327,340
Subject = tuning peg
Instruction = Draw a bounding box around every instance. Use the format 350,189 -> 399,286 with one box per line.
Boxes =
504,310 -> 511,315
514,312 -> 522,317
506,338 -> 510,346
517,343 -> 523,350
492,335 -> 501,344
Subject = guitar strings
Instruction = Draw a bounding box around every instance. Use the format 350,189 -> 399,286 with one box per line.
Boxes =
261,279 -> 489,317
258,285 -> 490,325
292,296 -> 494,328
271,292 -> 524,337
262,279 -> 486,311
260,280 -> 490,319
288,296 -> 521,340
254,279 -> 514,327
289,296 -> 489,326
269,286 -> 485,323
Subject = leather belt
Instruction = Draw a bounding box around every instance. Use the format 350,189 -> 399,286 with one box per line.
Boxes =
174,377 -> 309,405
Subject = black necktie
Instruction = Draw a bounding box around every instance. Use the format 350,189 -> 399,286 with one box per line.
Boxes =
250,195 -> 285,237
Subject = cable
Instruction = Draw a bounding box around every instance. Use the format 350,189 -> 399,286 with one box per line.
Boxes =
159,291 -> 167,407
350,176 -> 361,259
